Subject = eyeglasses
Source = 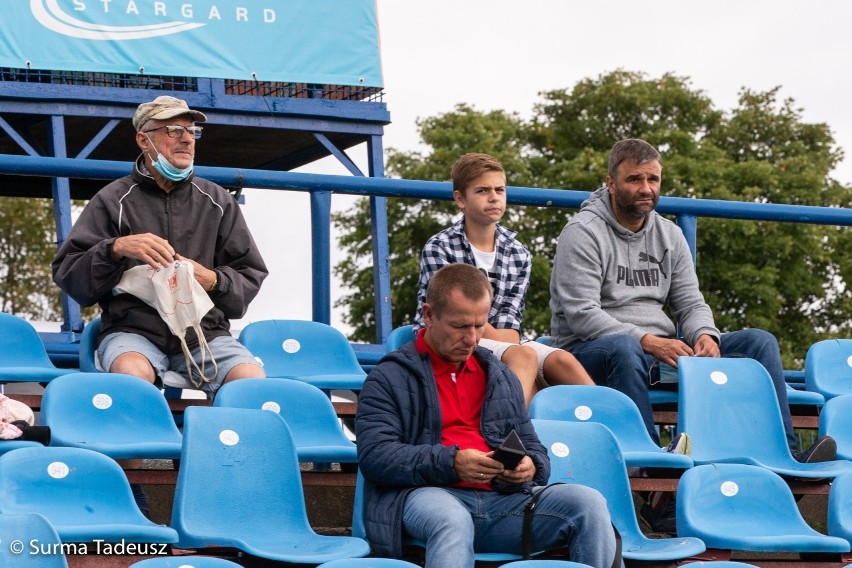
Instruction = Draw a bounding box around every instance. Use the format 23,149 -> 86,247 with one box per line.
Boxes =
144,125 -> 203,140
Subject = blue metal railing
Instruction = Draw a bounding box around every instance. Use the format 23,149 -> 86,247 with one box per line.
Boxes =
1,154 -> 850,367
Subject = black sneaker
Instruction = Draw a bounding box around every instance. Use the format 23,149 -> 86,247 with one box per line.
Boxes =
793,436 -> 837,463
639,492 -> 677,536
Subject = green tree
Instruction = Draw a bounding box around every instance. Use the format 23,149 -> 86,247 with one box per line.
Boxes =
334,71 -> 852,366
0,198 -> 63,320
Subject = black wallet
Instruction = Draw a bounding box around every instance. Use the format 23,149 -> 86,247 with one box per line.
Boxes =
491,429 -> 526,469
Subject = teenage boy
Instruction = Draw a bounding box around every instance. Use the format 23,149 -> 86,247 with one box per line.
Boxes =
414,153 -> 593,405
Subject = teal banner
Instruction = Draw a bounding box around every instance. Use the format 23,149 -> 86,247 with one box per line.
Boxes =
0,0 -> 383,87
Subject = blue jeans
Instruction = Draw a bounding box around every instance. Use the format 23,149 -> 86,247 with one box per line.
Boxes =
402,485 -> 618,568
570,329 -> 795,449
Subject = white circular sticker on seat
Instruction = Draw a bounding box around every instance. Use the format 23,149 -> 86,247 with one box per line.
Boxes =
282,339 -> 301,353
710,371 -> 728,385
261,401 -> 281,414
574,405 -> 593,421
219,430 -> 240,446
47,462 -> 69,479
551,442 -> 570,458
92,393 -> 112,410
720,481 -> 738,496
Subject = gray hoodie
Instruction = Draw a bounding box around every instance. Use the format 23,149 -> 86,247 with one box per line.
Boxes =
550,186 -> 719,350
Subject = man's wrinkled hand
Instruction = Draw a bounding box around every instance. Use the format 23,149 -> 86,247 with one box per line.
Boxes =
113,233 -> 175,269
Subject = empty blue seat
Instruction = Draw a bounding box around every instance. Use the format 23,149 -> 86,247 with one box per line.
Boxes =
530,385 -> 692,470
533,419 -> 705,561
41,372 -> 182,459
677,357 -> 852,478
0,513 -> 68,567
828,470 -> 852,544
0,440 -> 43,457
805,339 -> 852,400
676,463 -> 849,553
386,325 -> 416,352
785,383 -> 825,406
0,446 -> 177,543
172,406 -> 369,563
819,394 -> 852,461
0,312 -> 73,383
214,378 -> 356,463
130,558 -> 242,567
238,320 -> 366,390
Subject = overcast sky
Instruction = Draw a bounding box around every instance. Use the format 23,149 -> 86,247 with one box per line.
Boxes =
235,1 -> 852,335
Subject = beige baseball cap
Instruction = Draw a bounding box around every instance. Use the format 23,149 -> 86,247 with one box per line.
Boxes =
132,96 -> 207,132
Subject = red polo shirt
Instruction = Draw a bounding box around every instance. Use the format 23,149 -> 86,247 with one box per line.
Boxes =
416,328 -> 491,490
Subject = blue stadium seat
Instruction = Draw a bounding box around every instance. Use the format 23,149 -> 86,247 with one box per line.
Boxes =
78,317 -> 100,372
677,357 -> 852,478
0,513 -> 68,567
238,320 -> 366,390
318,559 -> 422,567
0,312 -> 74,383
130,558 -> 242,567
828,470 -> 852,544
678,563 -> 759,568
172,406 -> 369,563
214,378 -> 357,463
0,440 -> 43,457
785,382 -> 825,406
41,372 -> 182,459
533,419 -> 706,561
0,447 -> 178,544
805,339 -> 852,400
530,385 -> 693,470
819,394 -> 852,461
499,562 -> 594,568
676,463 -> 850,553
386,325 -> 415,352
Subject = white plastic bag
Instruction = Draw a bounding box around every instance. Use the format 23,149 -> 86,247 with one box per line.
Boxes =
115,261 -> 218,387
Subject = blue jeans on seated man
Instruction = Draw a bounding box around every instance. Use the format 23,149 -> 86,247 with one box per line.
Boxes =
569,329 -> 795,450
402,484 -> 619,568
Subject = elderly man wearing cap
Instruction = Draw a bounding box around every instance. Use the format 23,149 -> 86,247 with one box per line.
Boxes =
52,95 -> 268,398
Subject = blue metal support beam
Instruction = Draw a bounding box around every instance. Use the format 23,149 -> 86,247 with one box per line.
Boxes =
2,155 -> 851,227
366,135 -> 392,345
310,190 -> 333,325
47,117 -> 82,334
676,214 -> 698,264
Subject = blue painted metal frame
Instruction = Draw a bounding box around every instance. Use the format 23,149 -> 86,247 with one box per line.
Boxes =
2,153 -> 850,368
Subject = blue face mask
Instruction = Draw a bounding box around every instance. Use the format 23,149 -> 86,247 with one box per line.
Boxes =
145,134 -> 194,182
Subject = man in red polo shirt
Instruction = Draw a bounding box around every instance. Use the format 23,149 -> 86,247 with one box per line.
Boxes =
356,263 -> 617,568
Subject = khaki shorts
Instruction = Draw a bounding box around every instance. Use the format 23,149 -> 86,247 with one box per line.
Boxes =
97,332 -> 261,398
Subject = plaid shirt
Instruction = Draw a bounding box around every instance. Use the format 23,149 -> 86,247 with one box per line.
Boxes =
414,218 -> 532,331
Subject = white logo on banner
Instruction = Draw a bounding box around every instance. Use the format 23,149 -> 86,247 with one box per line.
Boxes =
30,0 -> 204,40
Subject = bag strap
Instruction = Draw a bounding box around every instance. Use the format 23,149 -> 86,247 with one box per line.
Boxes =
523,483 -> 623,568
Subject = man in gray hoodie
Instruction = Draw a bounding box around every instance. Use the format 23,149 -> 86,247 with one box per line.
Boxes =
549,139 -> 835,530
